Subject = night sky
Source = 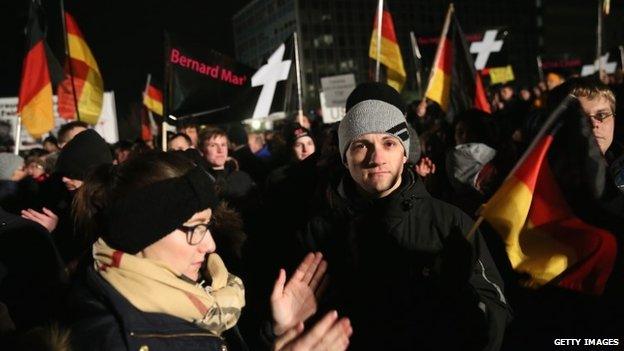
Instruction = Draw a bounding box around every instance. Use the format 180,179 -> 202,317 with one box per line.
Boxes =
1,0 -> 251,120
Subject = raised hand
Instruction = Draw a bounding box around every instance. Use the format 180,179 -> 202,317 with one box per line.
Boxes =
271,252 -> 327,336
414,156 -> 436,178
273,310 -> 352,351
21,207 -> 59,233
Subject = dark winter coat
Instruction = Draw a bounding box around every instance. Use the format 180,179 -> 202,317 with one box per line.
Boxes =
298,167 -> 511,351
67,266 -> 228,351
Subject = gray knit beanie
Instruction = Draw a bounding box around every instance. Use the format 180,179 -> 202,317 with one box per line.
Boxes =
338,99 -> 410,162
0,153 -> 24,180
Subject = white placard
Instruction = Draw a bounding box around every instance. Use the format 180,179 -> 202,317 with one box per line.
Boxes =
319,73 -> 356,124
0,91 -> 118,147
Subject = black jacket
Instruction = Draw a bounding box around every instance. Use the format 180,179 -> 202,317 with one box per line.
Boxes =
298,168 -> 511,351
66,267 -> 228,351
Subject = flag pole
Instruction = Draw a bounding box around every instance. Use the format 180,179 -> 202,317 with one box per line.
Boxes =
59,0 -> 81,122
374,0 -> 383,82
536,55 -> 544,83
293,32 -> 305,122
619,46 -> 624,71
466,94 -> 577,240
409,31 -> 423,98
423,3 -> 453,96
161,118 -> 167,151
14,117 -> 22,155
596,0 -> 604,80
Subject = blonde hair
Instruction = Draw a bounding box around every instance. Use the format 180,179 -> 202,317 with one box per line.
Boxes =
571,81 -> 616,113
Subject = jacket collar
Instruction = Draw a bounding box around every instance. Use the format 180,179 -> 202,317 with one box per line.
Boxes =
333,167 -> 429,214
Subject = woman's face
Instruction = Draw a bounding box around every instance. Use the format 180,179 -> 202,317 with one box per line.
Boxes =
140,208 -> 215,281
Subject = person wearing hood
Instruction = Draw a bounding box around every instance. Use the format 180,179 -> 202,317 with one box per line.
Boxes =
21,129 -> 113,266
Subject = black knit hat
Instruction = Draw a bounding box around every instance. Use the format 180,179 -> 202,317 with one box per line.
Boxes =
103,166 -> 219,254
345,82 -> 407,114
283,122 -> 312,147
55,129 -> 113,180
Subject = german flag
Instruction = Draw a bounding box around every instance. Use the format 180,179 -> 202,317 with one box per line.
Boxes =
17,0 -> 57,139
424,4 -> 491,118
57,12 -> 103,125
368,1 -> 406,92
480,119 -> 616,295
143,83 -> 163,116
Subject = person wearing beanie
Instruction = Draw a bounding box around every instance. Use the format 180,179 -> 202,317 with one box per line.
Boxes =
294,83 -> 511,350
284,123 -> 316,162
0,154 -> 26,212
20,129 -> 113,265
55,129 -> 113,191
0,154 -> 25,181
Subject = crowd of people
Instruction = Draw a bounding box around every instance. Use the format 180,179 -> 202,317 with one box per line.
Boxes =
0,74 -> 623,350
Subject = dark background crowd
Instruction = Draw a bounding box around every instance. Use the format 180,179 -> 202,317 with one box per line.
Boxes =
1,71 -> 624,350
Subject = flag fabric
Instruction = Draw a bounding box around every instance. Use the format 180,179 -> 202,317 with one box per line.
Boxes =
143,83 -> 163,116
57,12 -> 103,125
424,5 -> 491,118
480,132 -> 617,295
368,2 -> 406,92
17,0 -> 57,138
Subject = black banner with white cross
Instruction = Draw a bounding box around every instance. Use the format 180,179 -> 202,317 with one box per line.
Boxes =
229,34 -> 296,122
164,32 -> 295,125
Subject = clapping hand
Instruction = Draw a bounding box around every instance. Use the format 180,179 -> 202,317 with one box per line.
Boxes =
273,310 -> 352,351
21,207 -> 58,233
271,252 -> 327,336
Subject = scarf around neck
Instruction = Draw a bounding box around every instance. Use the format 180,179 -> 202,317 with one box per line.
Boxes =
92,238 -> 244,335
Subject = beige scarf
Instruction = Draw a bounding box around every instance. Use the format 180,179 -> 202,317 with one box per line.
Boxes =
92,238 -> 245,335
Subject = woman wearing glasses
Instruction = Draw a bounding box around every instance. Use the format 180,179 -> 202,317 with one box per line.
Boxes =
66,152 -> 351,351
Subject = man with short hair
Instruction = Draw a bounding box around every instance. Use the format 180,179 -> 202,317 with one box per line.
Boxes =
199,128 -> 255,209
298,83 -> 510,350
571,79 -> 618,156
57,121 -> 89,148
178,121 -> 199,148
167,132 -> 192,151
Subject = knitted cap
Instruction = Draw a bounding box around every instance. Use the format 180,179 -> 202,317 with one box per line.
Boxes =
338,99 -> 410,161
0,153 -> 24,180
55,129 -> 113,180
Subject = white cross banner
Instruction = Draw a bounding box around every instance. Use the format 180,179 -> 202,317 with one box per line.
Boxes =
470,29 -> 504,70
251,43 -> 292,119
581,53 -> 618,76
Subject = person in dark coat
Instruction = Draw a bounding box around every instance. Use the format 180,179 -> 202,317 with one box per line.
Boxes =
296,84 -> 511,351
66,152 -> 245,351
21,129 -> 113,266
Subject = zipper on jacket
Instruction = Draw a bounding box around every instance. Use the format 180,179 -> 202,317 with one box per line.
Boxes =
129,331 -> 224,340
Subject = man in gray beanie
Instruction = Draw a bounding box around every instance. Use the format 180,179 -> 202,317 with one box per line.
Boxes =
295,82 -> 511,351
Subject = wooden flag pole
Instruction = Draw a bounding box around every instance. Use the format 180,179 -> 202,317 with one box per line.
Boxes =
59,0 -> 81,122
374,0 -> 383,82
293,32 -> 304,121
596,0 -> 604,80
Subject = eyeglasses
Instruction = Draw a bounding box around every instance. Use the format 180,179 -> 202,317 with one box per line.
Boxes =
178,223 -> 211,245
586,111 -> 614,122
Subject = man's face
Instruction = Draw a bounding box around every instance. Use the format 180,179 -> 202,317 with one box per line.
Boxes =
578,96 -> 614,155
168,136 -> 191,151
181,127 -> 199,147
202,135 -> 228,169
345,133 -> 407,198
293,136 -> 315,161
